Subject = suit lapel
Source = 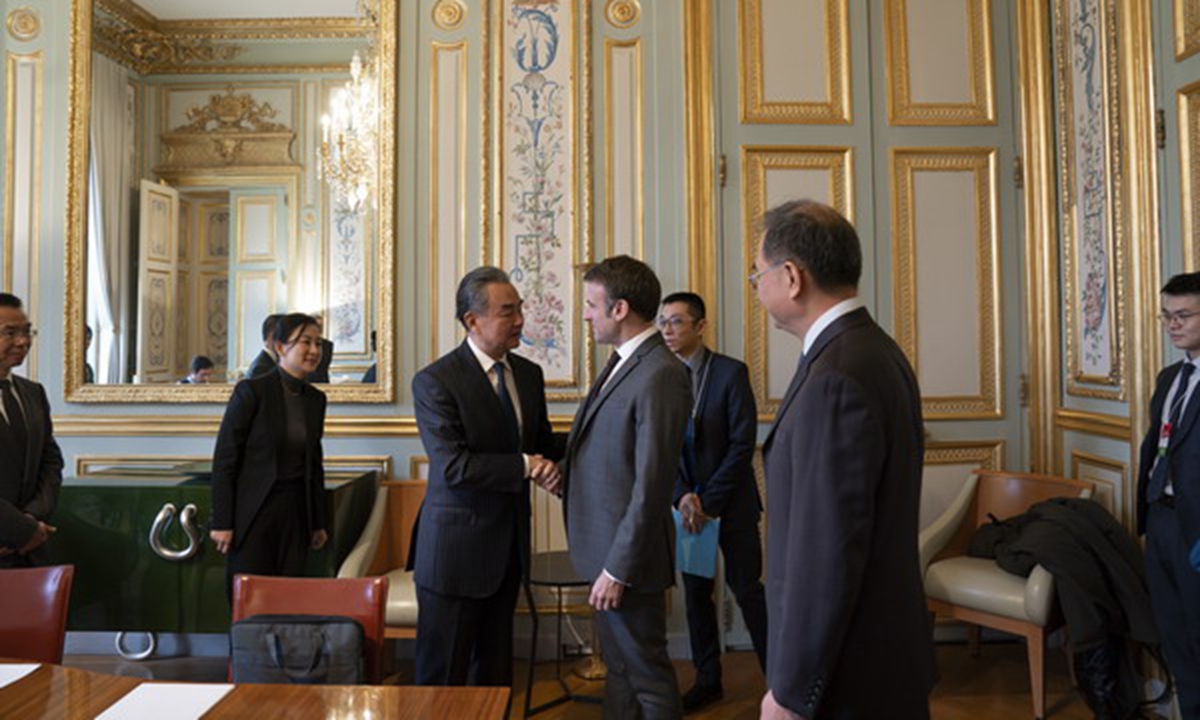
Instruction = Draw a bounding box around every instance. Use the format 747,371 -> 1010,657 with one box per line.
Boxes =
511,357 -> 539,450
575,334 -> 661,440
762,309 -> 872,451
1170,362 -> 1200,450
12,377 -> 39,486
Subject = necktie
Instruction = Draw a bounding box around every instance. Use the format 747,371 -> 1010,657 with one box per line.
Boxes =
0,378 -> 28,474
494,362 -> 521,449
1148,362 -> 1197,503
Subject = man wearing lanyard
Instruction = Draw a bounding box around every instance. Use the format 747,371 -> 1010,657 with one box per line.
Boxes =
1138,272 -> 1200,718
658,291 -> 767,714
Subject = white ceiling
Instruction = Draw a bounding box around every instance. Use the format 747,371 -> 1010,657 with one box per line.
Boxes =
134,0 -> 360,20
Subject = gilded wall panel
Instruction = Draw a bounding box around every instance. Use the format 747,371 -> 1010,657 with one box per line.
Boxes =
1177,79 -> 1200,270
739,0 -> 850,124
604,38 -> 643,259
742,146 -> 853,417
431,42 -> 468,363
3,51 -> 42,347
884,0 -> 995,125
892,148 -> 1002,420
1176,0 -> 1200,60
1070,449 -> 1126,517
1054,0 -> 1127,400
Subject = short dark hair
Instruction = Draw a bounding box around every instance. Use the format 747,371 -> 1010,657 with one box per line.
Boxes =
190,355 -> 215,373
583,255 -> 661,322
760,200 -> 862,292
0,293 -> 22,309
85,324 -> 93,339
456,266 -> 511,329
661,292 -> 706,322
261,313 -> 284,342
274,313 -> 320,347
1163,272 -> 1200,297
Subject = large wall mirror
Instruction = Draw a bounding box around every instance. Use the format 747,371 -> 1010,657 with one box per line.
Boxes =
65,0 -> 395,402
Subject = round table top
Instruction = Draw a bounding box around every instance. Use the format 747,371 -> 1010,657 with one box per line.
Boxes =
528,550 -> 588,588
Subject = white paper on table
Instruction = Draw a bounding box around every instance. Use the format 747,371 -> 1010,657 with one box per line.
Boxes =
97,683 -> 235,720
0,664 -> 40,689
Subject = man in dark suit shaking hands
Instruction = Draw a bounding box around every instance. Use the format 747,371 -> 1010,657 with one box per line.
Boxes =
752,201 -> 936,719
0,293 -> 63,568
659,291 -> 767,713
411,266 -> 563,687
563,256 -> 692,719
1138,271 -> 1200,717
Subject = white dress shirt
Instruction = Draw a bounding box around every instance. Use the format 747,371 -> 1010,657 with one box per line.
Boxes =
0,373 -> 25,425
1154,354 -> 1200,496
467,337 -> 530,476
803,296 -> 867,356
603,325 -> 659,390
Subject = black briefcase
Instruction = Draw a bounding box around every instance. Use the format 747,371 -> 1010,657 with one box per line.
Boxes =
230,614 -> 365,685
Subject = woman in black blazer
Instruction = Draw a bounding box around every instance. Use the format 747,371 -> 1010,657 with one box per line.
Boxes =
209,313 -> 329,599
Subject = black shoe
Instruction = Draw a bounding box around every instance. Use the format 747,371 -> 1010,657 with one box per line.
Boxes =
681,683 -> 724,714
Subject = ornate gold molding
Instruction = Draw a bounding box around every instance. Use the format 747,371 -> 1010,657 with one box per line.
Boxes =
742,145 -> 853,417
1069,449 -> 1127,518
884,0 -> 995,125
1054,407 -> 1131,440
7,8 -> 40,42
433,0 -> 467,31
95,0 -> 372,40
1177,0 -> 1200,60
683,0 -> 718,346
605,0 -> 641,29
93,4 -> 247,75
1180,80 -> 1200,270
1015,0 -> 1061,472
891,148 -> 1003,420
925,440 -> 1005,469
75,453 -> 394,480
55,414 -> 579,437
430,41 -> 469,363
156,87 -> 297,173
739,0 -> 851,124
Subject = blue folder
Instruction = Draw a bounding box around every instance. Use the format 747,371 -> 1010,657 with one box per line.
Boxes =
673,509 -> 720,579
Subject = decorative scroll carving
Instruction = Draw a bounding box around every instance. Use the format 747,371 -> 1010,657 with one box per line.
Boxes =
93,8 -> 245,75
155,87 -> 297,174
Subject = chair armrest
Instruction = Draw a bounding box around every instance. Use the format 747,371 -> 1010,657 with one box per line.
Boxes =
337,487 -> 389,578
1023,564 -> 1056,626
919,473 -> 979,574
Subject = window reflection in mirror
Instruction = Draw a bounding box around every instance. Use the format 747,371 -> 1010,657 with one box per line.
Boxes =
82,0 -> 382,387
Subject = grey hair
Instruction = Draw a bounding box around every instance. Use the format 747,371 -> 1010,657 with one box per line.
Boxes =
456,266 -> 511,328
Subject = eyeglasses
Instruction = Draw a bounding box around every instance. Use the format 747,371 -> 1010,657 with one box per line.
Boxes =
655,317 -> 693,330
0,326 -> 35,341
747,263 -> 784,290
1159,310 -> 1200,325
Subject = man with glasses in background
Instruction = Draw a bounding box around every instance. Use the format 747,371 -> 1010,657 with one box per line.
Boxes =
658,291 -> 768,713
0,293 -> 63,568
1138,272 -> 1200,717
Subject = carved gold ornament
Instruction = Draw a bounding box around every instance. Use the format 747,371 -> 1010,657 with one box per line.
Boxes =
432,0 -> 466,31
92,6 -> 245,75
7,8 -> 40,41
155,87 -> 297,173
177,86 -> 288,133
605,0 -> 640,29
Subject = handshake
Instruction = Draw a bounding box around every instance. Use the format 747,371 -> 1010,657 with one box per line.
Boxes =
529,455 -> 562,496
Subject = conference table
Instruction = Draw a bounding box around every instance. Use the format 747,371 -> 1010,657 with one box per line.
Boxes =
0,660 -> 510,719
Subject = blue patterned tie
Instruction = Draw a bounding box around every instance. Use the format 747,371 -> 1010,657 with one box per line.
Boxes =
1148,363 -> 1196,503
494,362 -> 521,449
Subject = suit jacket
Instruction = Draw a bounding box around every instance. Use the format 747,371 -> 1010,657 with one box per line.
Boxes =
308,338 -> 335,384
0,376 -> 64,559
246,350 -> 277,379
763,308 -> 936,719
210,369 -> 327,547
410,341 -> 563,598
672,350 -> 761,526
1138,361 -> 1200,561
562,332 -> 691,592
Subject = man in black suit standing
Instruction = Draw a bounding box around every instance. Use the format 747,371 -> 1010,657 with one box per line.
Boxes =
411,266 -> 563,687
562,256 -> 692,719
659,291 -> 767,713
246,314 -> 281,378
0,293 -> 64,568
1138,272 -> 1200,717
752,201 -> 936,719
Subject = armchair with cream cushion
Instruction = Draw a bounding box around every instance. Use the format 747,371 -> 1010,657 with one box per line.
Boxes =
919,469 -> 1093,720
337,480 -> 425,640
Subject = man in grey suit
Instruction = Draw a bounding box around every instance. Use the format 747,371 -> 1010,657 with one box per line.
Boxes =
0,293 -> 64,568
411,267 -> 563,687
563,255 -> 691,719
752,201 -> 937,719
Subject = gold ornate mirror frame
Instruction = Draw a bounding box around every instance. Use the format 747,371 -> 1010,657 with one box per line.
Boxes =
63,0 -> 396,403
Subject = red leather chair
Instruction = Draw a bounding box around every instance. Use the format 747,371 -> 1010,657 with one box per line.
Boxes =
231,574 -> 389,684
0,564 -> 75,663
